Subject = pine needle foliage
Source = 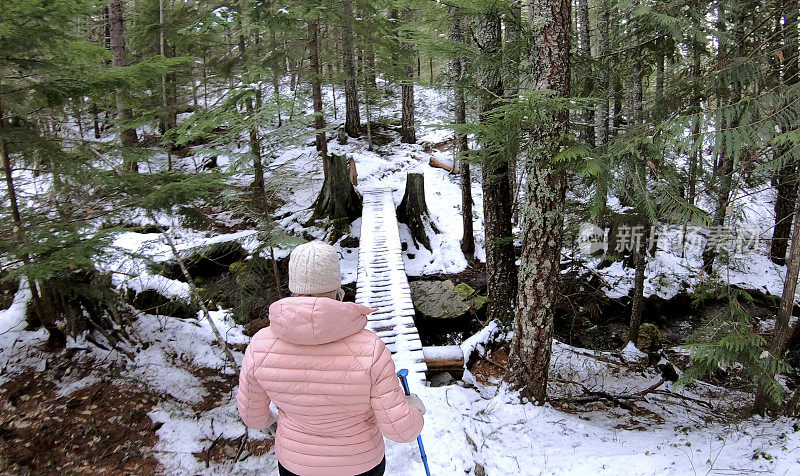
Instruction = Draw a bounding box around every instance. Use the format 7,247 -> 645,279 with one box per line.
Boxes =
678,284 -> 791,406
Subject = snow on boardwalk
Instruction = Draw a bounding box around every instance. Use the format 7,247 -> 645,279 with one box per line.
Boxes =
356,188 -> 427,388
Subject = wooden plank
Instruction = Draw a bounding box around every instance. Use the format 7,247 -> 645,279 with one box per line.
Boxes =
356,188 -> 426,386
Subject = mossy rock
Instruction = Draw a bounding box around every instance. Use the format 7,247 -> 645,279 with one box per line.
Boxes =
411,280 -> 470,319
205,256 -> 282,324
126,289 -> 200,320
411,280 -> 487,320
636,323 -> 665,353
150,241 -> 248,282
454,283 -> 488,312
229,261 -> 246,275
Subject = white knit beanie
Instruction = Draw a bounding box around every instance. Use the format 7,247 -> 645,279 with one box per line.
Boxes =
288,240 -> 342,295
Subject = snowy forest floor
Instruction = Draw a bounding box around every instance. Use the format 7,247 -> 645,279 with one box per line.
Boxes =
2,84 -> 800,474
2,293 -> 799,475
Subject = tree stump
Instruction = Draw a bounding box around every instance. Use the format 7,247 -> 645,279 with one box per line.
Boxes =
397,173 -> 439,250
307,154 -> 362,238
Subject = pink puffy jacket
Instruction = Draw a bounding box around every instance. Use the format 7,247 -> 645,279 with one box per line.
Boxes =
237,296 -> 424,475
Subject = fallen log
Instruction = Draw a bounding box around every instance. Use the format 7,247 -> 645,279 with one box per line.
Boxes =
422,345 -> 464,374
429,156 -> 459,174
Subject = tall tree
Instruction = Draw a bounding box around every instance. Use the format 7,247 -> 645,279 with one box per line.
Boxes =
342,0 -> 361,138
702,1 -> 742,275
108,0 -> 139,172
474,4 -> 517,323
504,1 -> 523,223
400,9 -> 417,144
577,0 -> 594,147
308,17 -> 329,170
770,0 -> 799,265
450,7 -> 474,259
755,182 -> 800,414
593,0 -> 611,224
511,0 -> 571,403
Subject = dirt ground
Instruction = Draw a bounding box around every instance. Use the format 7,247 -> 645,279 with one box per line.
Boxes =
0,346 -> 265,475
0,368 -> 161,475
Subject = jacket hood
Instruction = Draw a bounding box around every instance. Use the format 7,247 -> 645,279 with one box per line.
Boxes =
268,296 -> 376,345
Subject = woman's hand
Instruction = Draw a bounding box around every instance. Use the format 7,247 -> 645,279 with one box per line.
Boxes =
406,394 -> 426,415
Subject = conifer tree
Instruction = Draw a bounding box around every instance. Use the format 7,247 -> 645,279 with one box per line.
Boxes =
342,0 -> 361,137
770,0 -> 800,265
109,0 -> 139,172
474,3 -> 517,324
449,6 -> 475,259
511,0 -> 571,403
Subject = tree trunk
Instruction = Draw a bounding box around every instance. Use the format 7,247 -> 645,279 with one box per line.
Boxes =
248,107 -> 264,192
593,0 -> 611,225
755,182 -> 800,414
238,8 -> 264,194
511,0 -> 571,404
159,0 -> 171,170
578,0 -> 594,146
0,100 -> 55,345
399,8 -> 416,144
505,2 -> 522,224
308,19 -> 328,170
366,42 -> 377,91
308,154 -> 362,239
626,7 -> 649,343
687,46 -> 702,207
656,53 -> 665,103
271,29 -> 283,128
595,0 -> 610,147
342,0 -> 361,138
770,0 -> 799,265
397,173 -> 438,251
108,0 -> 138,172
363,38 -> 374,150
702,2 -> 740,275
450,7 -> 474,259
91,103 -> 101,139
400,68 -> 416,143
771,159 -> 797,266
474,6 -> 517,323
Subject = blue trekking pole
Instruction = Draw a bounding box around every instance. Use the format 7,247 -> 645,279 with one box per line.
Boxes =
397,369 -> 431,476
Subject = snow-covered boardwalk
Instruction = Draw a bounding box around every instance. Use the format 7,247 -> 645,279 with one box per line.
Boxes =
356,188 -> 427,387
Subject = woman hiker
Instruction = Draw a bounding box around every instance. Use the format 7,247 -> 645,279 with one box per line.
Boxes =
237,240 -> 426,476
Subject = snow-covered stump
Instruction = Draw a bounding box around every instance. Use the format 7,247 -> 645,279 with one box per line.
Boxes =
396,172 -> 438,251
356,188 -> 427,388
307,154 -> 362,239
